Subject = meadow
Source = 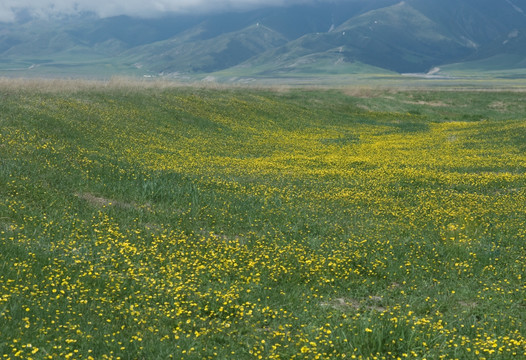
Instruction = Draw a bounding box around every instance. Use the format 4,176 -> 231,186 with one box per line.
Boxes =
0,79 -> 525,359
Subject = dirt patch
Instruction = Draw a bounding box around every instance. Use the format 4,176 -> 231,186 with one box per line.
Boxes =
75,192 -> 134,209
403,100 -> 448,107
341,87 -> 384,99
356,104 -> 372,111
143,223 -> 162,231
488,101 -> 509,112
388,282 -> 400,290
200,230 -> 246,245
493,187 -> 521,196
321,296 -> 386,312
1,218 -> 15,232
459,301 -> 478,309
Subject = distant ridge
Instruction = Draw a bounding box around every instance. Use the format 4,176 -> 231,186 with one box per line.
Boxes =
1,0 -> 525,79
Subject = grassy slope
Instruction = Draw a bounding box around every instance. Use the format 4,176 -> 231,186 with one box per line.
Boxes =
0,81 -> 525,359
123,24 -> 289,74
0,51 -> 149,78
439,58 -> 526,79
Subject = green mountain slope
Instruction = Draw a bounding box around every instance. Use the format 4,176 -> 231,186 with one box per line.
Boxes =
407,0 -> 526,45
333,1 -> 473,72
123,24 -> 288,74
1,0 -> 526,78
471,28 -> 526,62
439,29 -> 526,77
240,2 -> 472,74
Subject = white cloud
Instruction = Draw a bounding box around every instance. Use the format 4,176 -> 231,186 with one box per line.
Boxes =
0,0 -> 322,21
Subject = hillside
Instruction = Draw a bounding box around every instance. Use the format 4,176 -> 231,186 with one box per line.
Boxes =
0,0 -> 525,78
242,1 -> 472,74
437,28 -> 526,77
1,80 -> 525,358
124,24 -> 289,74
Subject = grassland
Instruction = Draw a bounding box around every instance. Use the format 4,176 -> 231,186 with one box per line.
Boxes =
0,79 -> 525,359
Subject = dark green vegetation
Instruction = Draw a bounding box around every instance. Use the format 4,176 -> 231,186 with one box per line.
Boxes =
0,80 -> 525,359
1,0 -> 526,79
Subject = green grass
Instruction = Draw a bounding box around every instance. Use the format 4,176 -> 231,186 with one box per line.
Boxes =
0,52 -> 149,79
0,80 -> 525,359
438,57 -> 526,80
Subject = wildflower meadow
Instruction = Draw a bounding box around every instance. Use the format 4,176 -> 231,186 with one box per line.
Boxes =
0,80 -> 525,359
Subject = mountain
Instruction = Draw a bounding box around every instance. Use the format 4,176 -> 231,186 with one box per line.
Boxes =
1,0 -> 525,79
248,1 -> 473,74
438,29 -> 526,77
244,0 -> 526,74
124,24 -> 289,74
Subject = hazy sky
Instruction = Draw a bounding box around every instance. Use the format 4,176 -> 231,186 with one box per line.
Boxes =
0,0 -> 324,22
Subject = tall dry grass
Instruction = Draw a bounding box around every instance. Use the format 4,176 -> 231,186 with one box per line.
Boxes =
0,76 -> 196,93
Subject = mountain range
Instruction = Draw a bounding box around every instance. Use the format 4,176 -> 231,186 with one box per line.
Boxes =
1,0 -> 526,80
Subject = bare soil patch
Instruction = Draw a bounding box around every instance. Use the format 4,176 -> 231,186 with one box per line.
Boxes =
403,100 -> 448,107
488,101 -> 509,112
75,192 -> 135,209
321,296 -> 386,312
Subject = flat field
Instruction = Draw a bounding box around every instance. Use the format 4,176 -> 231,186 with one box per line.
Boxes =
0,79 -> 525,359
